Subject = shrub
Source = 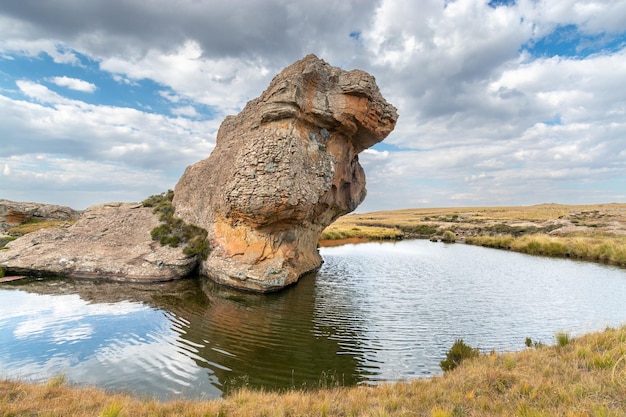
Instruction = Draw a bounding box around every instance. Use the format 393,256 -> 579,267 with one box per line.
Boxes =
142,189 -> 174,208
525,337 -> 532,348
440,339 -> 479,372
143,190 -> 210,260
525,337 -> 545,349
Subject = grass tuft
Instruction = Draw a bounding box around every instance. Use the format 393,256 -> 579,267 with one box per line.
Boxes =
45,374 -> 66,388
555,332 -> 571,347
441,230 -> 457,243
99,402 -> 124,417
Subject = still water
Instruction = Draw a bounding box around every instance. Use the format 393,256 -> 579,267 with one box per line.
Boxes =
1,240 -> 626,399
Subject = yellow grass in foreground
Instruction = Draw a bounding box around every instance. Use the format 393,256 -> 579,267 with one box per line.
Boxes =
2,326 -> 625,416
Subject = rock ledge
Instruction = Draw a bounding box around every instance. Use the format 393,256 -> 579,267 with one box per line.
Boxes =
0,202 -> 196,281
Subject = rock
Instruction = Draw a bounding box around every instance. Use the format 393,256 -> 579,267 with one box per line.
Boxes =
0,202 -> 196,281
174,54 -> 397,292
0,199 -> 81,231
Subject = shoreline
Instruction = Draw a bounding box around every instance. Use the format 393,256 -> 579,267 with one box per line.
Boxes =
2,325 -> 625,416
1,203 -> 626,415
321,203 -> 626,268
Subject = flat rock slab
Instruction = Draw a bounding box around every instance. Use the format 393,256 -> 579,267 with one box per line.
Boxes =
0,202 -> 196,282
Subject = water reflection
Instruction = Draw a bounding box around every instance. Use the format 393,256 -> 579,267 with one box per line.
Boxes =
1,240 -> 626,400
0,274 -> 363,399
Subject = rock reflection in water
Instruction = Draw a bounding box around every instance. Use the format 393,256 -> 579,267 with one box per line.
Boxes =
0,274 -> 363,399
2,239 -> 626,400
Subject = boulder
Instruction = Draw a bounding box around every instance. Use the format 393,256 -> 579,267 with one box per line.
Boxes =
0,202 -> 196,281
174,54 -> 397,292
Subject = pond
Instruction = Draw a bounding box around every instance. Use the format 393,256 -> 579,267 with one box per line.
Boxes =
1,240 -> 625,400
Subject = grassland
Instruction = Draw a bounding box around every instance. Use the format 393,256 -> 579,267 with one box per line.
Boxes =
321,203 -> 626,267
2,325 -> 625,416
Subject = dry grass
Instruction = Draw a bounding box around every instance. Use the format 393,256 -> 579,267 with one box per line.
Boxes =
320,224 -> 403,241
2,326 -> 626,416
467,234 -> 626,267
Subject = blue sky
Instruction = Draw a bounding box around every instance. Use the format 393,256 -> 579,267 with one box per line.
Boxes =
1,0 -> 625,211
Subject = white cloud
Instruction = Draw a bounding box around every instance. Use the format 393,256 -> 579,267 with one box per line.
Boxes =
171,105 -> 199,118
0,86 -> 216,207
16,80 -> 71,104
100,41 -> 272,114
0,0 -> 625,210
48,75 -> 97,93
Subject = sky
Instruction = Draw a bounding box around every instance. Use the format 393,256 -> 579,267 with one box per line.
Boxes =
1,0 -> 625,212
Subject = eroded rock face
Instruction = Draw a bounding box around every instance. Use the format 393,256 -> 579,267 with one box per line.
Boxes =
174,54 -> 397,292
0,203 -> 196,281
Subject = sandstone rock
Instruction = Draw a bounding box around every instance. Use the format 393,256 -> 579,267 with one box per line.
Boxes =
0,199 -> 81,231
0,202 -> 196,281
174,54 -> 397,292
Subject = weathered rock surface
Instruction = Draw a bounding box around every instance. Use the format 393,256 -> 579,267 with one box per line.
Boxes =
0,199 -> 81,231
0,202 -> 196,281
174,54 -> 397,292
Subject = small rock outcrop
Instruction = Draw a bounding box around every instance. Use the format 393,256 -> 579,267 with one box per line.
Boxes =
0,203 -> 196,281
174,54 -> 397,291
0,199 -> 81,231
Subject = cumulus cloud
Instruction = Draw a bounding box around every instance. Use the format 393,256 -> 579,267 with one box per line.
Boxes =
48,75 -> 97,93
0,0 -> 624,209
99,41 -> 272,113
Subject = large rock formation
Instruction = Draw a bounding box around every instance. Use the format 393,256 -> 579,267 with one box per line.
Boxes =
174,54 -> 397,291
0,202 -> 196,281
0,55 -> 397,291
